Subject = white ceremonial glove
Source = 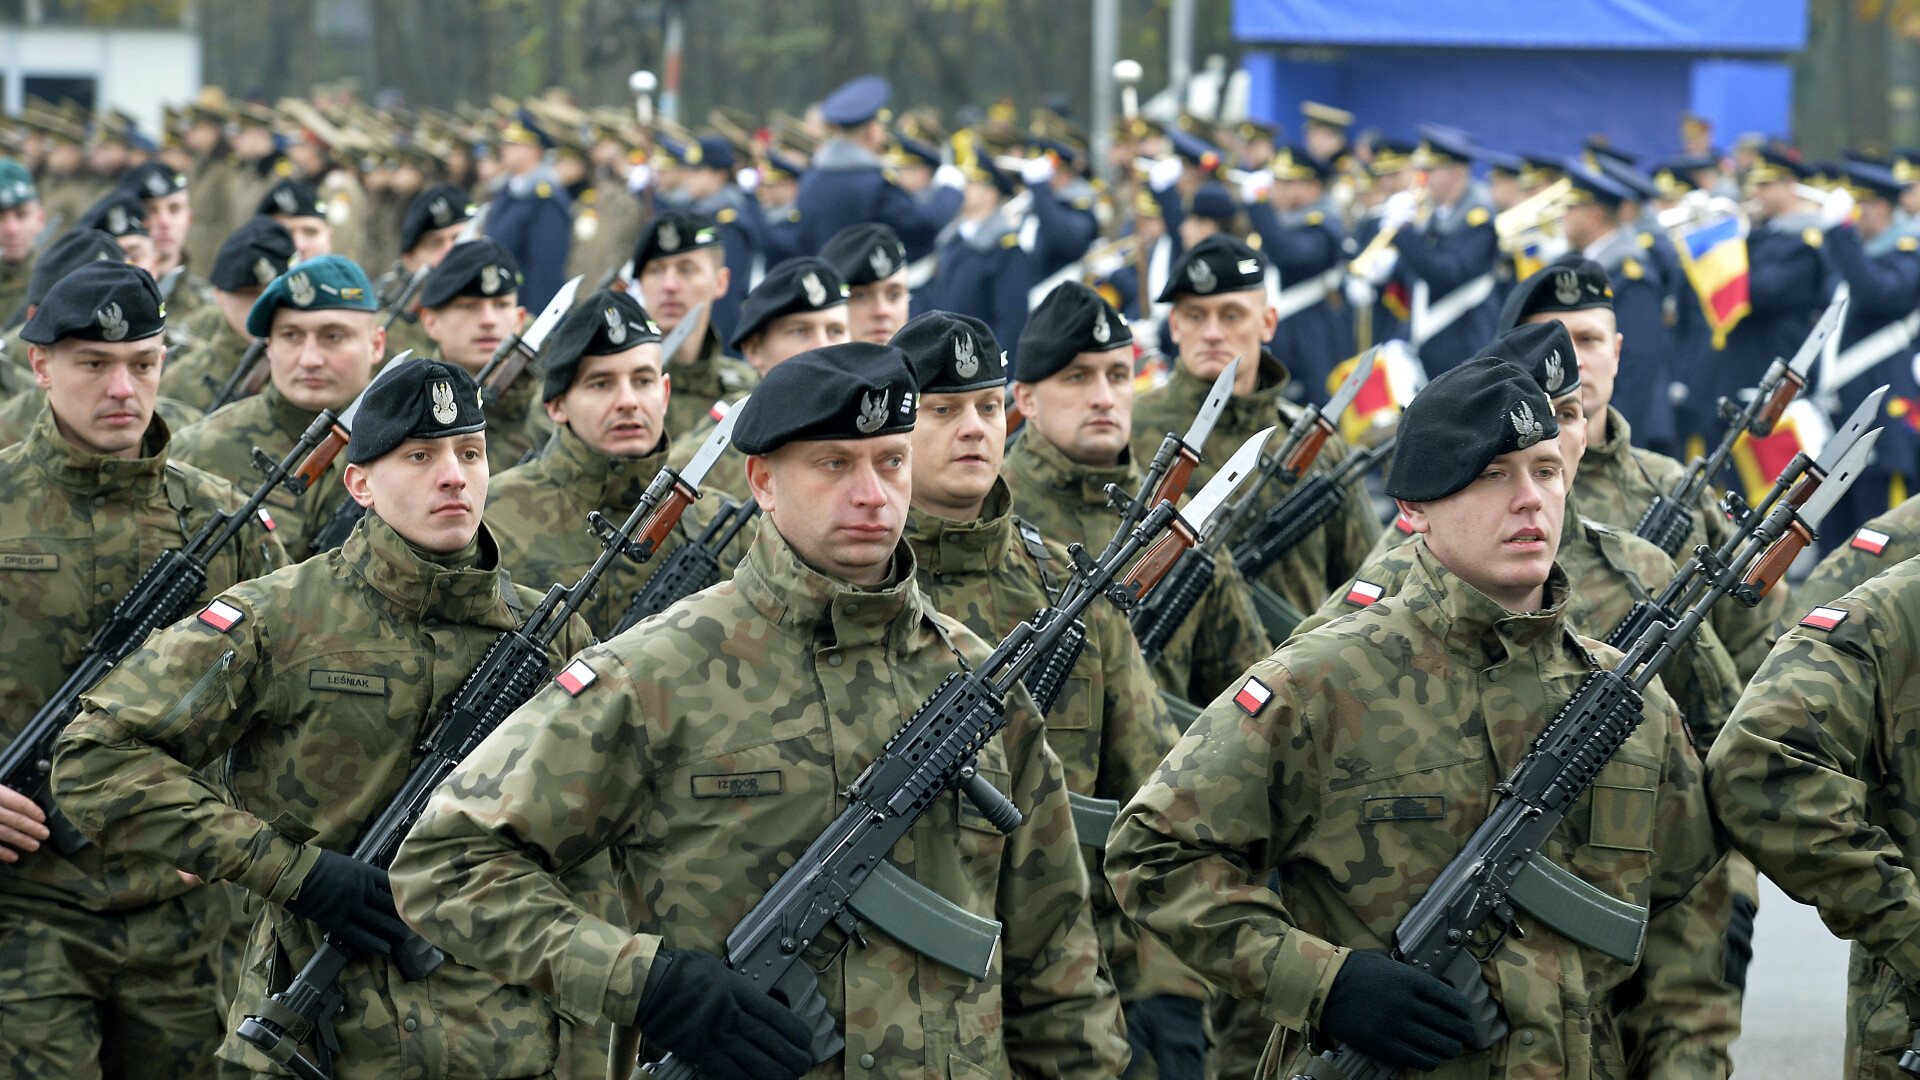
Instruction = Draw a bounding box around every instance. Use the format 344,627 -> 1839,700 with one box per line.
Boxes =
1239,170 -> 1274,206
934,164 -> 968,191
627,163 -> 652,193
1380,190 -> 1418,234
1148,156 -> 1185,193
1822,187 -> 1856,229
1021,156 -> 1056,186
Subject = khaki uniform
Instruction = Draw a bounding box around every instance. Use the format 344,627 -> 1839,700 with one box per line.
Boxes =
1109,545 -> 1739,1080
1001,427 -> 1273,706
1796,495 -> 1920,611
161,303 -> 254,415
1574,405 -> 1791,680
168,382 -> 351,559
53,515 -> 605,1079
0,409 -> 285,1080
388,520 -> 1130,1080
1129,353 -> 1380,616
187,154 -> 243,277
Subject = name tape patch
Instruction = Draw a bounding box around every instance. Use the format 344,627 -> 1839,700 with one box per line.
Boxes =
308,670 -> 387,696
1800,606 -> 1850,631
0,551 -> 57,570
1234,677 -> 1273,715
1851,527 -> 1890,555
555,658 -> 598,696
198,599 -> 245,631
690,771 -> 784,798
1345,580 -> 1386,607
1362,794 -> 1447,822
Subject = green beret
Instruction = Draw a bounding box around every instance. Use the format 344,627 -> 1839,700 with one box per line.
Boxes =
246,254 -> 378,337
0,159 -> 38,211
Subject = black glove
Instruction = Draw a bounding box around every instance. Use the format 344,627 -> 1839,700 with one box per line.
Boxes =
283,849 -> 414,957
1318,949 -> 1474,1071
1123,994 -> 1207,1080
635,948 -> 814,1080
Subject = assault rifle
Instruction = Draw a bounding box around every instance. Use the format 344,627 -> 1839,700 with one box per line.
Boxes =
207,337 -> 269,412
234,399 -> 745,1080
378,261 -> 433,332
1295,427 -> 1878,1080
1632,292 -> 1846,557
629,425 -> 1275,1080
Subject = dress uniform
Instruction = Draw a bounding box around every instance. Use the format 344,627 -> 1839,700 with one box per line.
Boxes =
0,160 -> 42,323
914,152 -> 1036,359
681,135 -> 767,347
1019,145 -> 1102,282
1245,147 -> 1353,404
1389,129 -> 1500,375
484,111 -> 573,314
387,343 -> 1128,1080
54,359 -> 605,1080
158,217 -> 294,413
1711,150 -> 1830,434
1109,355 -> 1737,1080
629,211 -> 760,439
415,238 -> 546,472
795,76 -> 964,260
0,262 -> 285,1080
1343,139 -> 1419,349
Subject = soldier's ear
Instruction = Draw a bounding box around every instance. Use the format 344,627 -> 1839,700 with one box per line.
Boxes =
342,462 -> 378,509
27,343 -> 52,390
745,453 -> 776,514
1395,499 -> 1431,535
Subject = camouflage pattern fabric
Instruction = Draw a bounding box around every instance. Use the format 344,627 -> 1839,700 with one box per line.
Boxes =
168,382 -> 347,558
159,302 -> 252,414
662,329 -> 758,444
52,513 -> 603,1079
387,518 -> 1130,1080
1000,426 -> 1273,706
0,250 -> 34,327
1108,545 -> 1738,1080
1129,352 -> 1380,616
1796,495 -> 1920,611
162,270 -> 214,334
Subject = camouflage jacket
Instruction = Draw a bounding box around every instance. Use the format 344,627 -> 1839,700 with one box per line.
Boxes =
1575,405 -> 1789,680
160,302 -> 253,414
1001,426 -> 1273,706
1108,546 -> 1737,1080
170,382 -> 352,559
0,408 -> 285,912
1308,495 -> 1742,753
904,483 -> 1202,1002
387,519 -> 1129,1080
486,422 -> 692,637
0,250 -> 33,325
382,309 -> 435,372
419,344 -> 551,474
1129,352 -> 1380,615
53,513 -> 600,1079
161,266 -> 214,334
663,327 -> 758,443
1796,495 -> 1920,611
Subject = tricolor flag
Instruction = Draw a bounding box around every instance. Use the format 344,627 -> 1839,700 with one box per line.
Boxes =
1800,606 -> 1849,630
556,659 -> 599,696
1233,677 -> 1273,715
1852,527 -> 1891,555
197,599 -> 245,631
1670,211 -> 1750,349
1345,580 -> 1386,607
1330,340 -> 1422,445
1730,399 -> 1831,507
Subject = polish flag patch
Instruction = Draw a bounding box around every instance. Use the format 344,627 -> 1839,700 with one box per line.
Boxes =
709,399 -> 734,422
1345,580 -> 1386,607
1851,527 -> 1891,555
555,659 -> 599,696
255,506 -> 276,531
1393,512 -> 1415,534
197,599 -> 245,631
1800,606 -> 1850,631
1234,677 -> 1273,715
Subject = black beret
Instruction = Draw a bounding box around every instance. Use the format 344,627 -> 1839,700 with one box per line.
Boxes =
400,184 -> 476,253
732,342 -> 918,455
419,239 -> 522,310
347,358 -> 487,464
820,223 -> 907,286
257,178 -> 325,218
892,311 -> 1004,394
209,217 -> 297,292
1158,233 -> 1266,302
1498,258 -> 1614,332
1384,356 -> 1558,502
76,190 -> 147,238
729,257 -> 848,350
1016,281 -> 1132,382
26,230 -> 123,308
22,260 -> 165,346
120,161 -> 187,200
632,209 -> 722,273
543,288 -> 663,402
1475,320 -> 1579,400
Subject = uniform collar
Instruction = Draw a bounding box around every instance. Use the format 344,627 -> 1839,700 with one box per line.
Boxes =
262,380 -> 324,439
1593,405 -> 1634,465
903,479 -> 1017,575
666,329 -> 733,394
1402,539 -> 1572,669
1167,348 -> 1293,427
541,421 -> 671,510
1006,427 -> 1139,507
734,516 -> 929,652
25,403 -> 173,499
340,512 -> 520,629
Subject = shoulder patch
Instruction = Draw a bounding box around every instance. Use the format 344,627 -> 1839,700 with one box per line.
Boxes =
1305,210 -> 1324,225
1000,232 -> 1019,248
1622,257 -> 1644,281
1902,236 -> 1920,252
256,506 -> 276,531
556,658 -> 599,695
1851,527 -> 1891,555
716,207 -> 738,224
1345,579 -> 1387,607
535,181 -> 553,199
198,599 -> 245,631
1466,206 -> 1490,227
1393,512 -> 1415,534
1233,676 -> 1273,715
1803,226 -> 1824,249
1800,606 -> 1850,631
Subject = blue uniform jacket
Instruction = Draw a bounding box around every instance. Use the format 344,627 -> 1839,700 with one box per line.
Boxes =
486,171 -> 573,314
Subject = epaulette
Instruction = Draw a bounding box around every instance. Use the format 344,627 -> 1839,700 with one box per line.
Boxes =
716,206 -> 738,224
1465,206 -> 1490,227
1900,236 -> 1919,252
1803,226 -> 1824,248
1304,210 -> 1324,226
1622,257 -> 1644,281
1638,231 -> 1655,248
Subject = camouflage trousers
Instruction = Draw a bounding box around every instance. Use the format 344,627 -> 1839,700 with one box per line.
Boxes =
0,884 -> 234,1080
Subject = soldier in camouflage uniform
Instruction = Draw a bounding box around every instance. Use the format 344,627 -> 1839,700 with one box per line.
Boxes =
53,358 -> 606,1080
822,223 -> 914,345
1707,554 -> 1920,1079
120,162 -> 213,334
1796,494 -> 1920,610
170,255 -> 383,558
1505,259 -> 1791,679
389,341 -> 1127,1080
373,184 -> 477,366
257,179 -> 333,262
416,238 -> 548,472
158,218 -> 294,413
631,210 -> 759,439
1109,355 -> 1738,1080
487,287 -> 692,636
895,311 -> 1207,1080
0,261 -> 285,1080
0,159 -> 45,324
1005,282 -> 1272,708
1131,234 -> 1380,620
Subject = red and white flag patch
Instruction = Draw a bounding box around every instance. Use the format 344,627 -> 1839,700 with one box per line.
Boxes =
709,399 -> 734,422
1345,580 -> 1386,607
1393,512 -> 1414,534
1800,606 -> 1850,631
255,506 -> 276,531
197,599 -> 245,631
1851,527 -> 1890,555
1234,677 -> 1273,715
555,659 -> 599,696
